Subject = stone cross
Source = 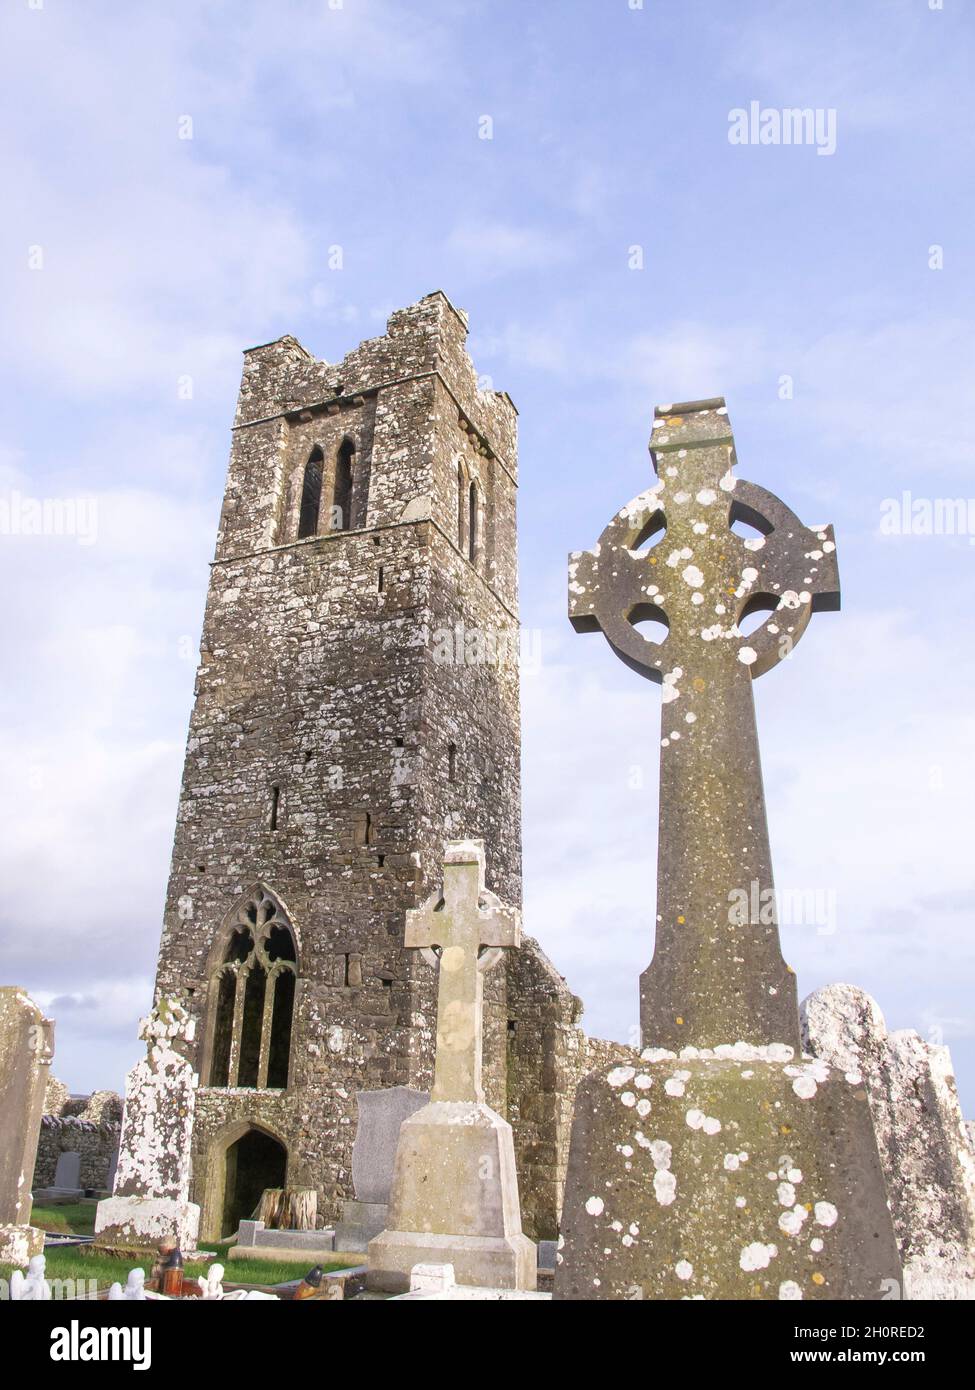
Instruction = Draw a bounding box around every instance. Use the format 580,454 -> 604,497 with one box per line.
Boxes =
406,839 -> 520,1103
569,398 -> 839,1052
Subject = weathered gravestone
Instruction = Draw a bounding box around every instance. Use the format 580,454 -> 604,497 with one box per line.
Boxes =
334,1087 -> 430,1251
52,1150 -> 82,1194
368,839 -> 536,1292
802,984 -> 975,1298
94,996 -> 201,1251
0,987 -> 54,1264
556,398 -> 901,1300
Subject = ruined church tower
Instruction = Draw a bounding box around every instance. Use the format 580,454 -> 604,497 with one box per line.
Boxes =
142,293 -> 592,1242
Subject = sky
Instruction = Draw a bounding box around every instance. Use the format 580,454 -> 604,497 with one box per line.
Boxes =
1,0 -> 974,1112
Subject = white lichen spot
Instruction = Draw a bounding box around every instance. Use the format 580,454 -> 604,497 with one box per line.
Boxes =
792,1073 -> 818,1100
585,1196 -> 604,1217
607,1066 -> 636,1088
738,646 -> 758,666
778,1280 -> 803,1301
777,1182 -> 796,1207
810,1237 -> 824,1253
654,1170 -> 677,1206
682,564 -> 704,589
740,1241 -> 777,1272
620,1091 -> 637,1108
724,1153 -> 740,1171
814,1201 -> 838,1228
675,1260 -> 694,1281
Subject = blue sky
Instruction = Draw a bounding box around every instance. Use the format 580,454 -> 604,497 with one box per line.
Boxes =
1,0 -> 974,1111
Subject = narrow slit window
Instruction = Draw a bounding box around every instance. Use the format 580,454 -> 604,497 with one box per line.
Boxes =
377,564 -> 384,593
269,784 -> 280,831
332,438 -> 355,531
457,462 -> 466,549
448,742 -> 457,782
468,481 -> 478,563
297,447 -> 324,539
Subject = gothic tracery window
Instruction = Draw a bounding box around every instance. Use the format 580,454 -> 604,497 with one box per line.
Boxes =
208,890 -> 297,1090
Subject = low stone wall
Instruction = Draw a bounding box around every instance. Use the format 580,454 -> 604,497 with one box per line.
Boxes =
32,1083 -> 122,1193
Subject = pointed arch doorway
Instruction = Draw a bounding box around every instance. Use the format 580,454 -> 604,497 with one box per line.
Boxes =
207,1123 -> 289,1240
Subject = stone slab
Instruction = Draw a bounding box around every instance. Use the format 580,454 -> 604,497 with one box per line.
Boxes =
0,987 -> 54,1234
93,1195 -> 200,1252
236,1221 -> 336,1252
334,1199 -> 388,1251
53,1151 -> 82,1191
0,1223 -> 45,1265
802,984 -> 975,1298
555,1052 -> 902,1301
351,1088 -> 429,1203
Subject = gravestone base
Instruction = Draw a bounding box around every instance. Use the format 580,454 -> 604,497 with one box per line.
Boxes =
555,1050 -> 902,1301
93,1195 -> 200,1252
369,1231 -> 536,1294
0,1223 -> 44,1265
334,1200 -> 388,1252
367,1101 -> 536,1294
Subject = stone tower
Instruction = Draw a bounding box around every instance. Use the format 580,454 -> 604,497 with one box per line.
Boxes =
135,292 -> 604,1242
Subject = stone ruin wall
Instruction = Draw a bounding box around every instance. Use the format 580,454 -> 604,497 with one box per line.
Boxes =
32,1081 -> 121,1192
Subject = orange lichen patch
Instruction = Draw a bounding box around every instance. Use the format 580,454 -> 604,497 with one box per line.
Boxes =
780,1125 -> 792,1135
692,677 -> 706,691
677,915 -> 686,924
664,416 -> 684,427
811,1272 -> 825,1286
676,1016 -> 684,1026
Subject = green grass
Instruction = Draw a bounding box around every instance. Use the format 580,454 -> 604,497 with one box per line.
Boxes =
3,1209 -> 355,1292
1,1241 -> 353,1293
30,1202 -> 97,1236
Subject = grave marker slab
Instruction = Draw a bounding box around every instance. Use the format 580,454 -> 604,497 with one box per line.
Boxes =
0,987 -> 54,1265
94,996 -> 201,1251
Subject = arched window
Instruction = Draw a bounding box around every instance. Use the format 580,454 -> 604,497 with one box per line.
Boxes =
468,480 -> 479,563
207,889 -> 297,1090
331,438 -> 355,531
297,447 -> 324,539
457,461 -> 467,551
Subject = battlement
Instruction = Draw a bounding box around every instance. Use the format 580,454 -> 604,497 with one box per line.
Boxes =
234,292 -> 517,471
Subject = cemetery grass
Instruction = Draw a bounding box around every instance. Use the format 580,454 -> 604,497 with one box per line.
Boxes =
31,1201 -> 97,1235
2,1230 -> 352,1289
1,1244 -> 352,1289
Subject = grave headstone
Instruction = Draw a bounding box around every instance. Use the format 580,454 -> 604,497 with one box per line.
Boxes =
368,840 -> 536,1292
52,1150 -> 82,1194
556,399 -> 902,1300
334,1086 -> 430,1250
94,995 -> 201,1251
802,983 -> 975,1299
0,987 -> 54,1265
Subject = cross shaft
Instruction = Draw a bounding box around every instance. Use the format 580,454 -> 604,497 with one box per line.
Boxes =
406,839 -> 520,1102
569,398 -> 839,1051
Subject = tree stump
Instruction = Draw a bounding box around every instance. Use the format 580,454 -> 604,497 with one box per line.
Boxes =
254,1187 -> 318,1230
